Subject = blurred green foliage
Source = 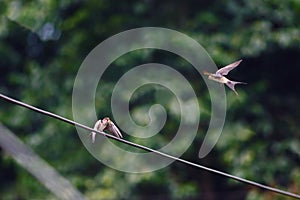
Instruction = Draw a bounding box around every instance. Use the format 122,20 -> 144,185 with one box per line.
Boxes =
0,0 -> 300,199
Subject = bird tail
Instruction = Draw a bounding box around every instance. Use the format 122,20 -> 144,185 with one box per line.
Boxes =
225,81 -> 247,95
90,132 -> 96,143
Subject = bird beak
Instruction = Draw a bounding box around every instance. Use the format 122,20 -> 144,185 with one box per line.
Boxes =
203,71 -> 210,76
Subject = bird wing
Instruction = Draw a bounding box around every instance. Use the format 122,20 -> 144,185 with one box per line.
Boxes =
106,121 -> 123,138
93,120 -> 101,130
91,120 -> 107,143
216,60 -> 242,76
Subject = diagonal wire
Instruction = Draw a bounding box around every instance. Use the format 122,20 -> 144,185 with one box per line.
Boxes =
0,92 -> 299,199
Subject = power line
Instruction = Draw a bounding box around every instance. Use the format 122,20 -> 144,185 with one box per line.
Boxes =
1,92 -> 299,199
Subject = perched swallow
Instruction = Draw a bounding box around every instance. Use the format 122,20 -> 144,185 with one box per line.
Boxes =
90,117 -> 123,143
204,59 -> 246,95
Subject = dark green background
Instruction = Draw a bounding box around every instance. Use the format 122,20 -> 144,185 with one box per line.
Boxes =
0,0 -> 300,199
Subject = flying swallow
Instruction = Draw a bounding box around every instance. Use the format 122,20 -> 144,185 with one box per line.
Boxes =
204,59 -> 246,95
90,117 -> 123,143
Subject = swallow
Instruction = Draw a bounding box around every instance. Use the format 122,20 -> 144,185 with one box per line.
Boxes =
90,117 -> 123,143
204,59 -> 246,95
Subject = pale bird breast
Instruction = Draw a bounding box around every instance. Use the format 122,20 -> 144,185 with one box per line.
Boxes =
97,122 -> 107,131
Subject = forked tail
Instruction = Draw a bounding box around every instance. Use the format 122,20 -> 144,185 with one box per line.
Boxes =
225,81 -> 247,95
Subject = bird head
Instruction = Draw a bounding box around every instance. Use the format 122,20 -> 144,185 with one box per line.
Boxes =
102,117 -> 111,125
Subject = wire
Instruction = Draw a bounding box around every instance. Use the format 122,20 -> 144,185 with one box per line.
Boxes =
1,92 -> 299,199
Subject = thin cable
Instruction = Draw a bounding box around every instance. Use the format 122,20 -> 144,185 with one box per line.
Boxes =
1,93 -> 299,199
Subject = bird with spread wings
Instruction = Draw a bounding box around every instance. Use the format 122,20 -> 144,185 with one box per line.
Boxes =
204,59 -> 246,95
90,117 -> 123,143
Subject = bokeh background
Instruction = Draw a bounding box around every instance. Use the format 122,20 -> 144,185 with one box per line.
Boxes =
0,0 -> 300,199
